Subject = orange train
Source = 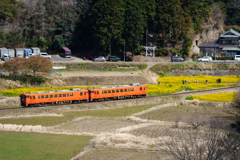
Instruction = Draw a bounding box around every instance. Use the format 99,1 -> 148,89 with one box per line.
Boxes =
20,84 -> 148,107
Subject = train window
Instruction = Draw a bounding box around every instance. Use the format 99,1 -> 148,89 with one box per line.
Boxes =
104,90 -> 107,94
33,96 -> 35,99
128,88 -> 130,92
140,87 -> 142,91
80,92 -> 82,96
131,88 -> 134,91
41,95 -> 44,99
112,90 -> 115,93
54,94 -> 57,98
120,89 -> 123,92
84,92 -> 86,95
63,94 -> 66,97
97,91 -> 99,94
116,89 -> 119,93
67,93 -> 69,97
38,96 -> 40,99
30,96 -> 32,99
108,90 -> 111,93
124,89 -> 127,92
144,87 -> 145,90
50,95 -> 53,98
45,95 -> 48,98
70,93 -> 73,96
94,91 -> 96,94
59,94 -> 62,97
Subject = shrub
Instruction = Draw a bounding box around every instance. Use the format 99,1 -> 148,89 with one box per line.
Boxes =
186,96 -> 194,100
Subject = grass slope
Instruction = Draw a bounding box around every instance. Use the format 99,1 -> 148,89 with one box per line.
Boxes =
0,132 -> 92,160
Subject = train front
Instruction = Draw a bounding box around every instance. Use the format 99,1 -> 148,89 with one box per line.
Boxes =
20,94 -> 28,107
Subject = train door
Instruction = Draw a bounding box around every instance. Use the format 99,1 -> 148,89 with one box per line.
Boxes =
139,87 -> 143,95
29,95 -> 36,105
94,90 -> 100,99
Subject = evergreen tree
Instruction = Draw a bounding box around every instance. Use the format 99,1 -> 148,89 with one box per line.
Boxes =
92,0 -> 124,52
122,0 -> 145,54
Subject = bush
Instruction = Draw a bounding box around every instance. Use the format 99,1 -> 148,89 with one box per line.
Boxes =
156,48 -> 167,56
157,71 -> 165,77
186,96 -> 194,100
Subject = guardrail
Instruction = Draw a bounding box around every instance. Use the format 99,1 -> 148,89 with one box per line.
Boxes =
52,66 -> 66,69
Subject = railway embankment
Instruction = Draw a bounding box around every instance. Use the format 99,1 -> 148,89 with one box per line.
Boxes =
151,63 -> 240,76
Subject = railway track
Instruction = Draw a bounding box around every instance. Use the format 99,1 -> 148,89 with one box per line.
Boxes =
0,86 -> 239,111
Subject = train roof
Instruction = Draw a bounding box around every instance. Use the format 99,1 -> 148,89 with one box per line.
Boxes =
90,83 -> 146,90
22,88 -> 87,95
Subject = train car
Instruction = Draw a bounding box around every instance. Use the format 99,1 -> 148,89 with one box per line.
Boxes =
20,88 -> 88,107
88,83 -> 147,101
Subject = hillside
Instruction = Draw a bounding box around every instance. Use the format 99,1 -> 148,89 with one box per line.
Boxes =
0,0 -> 237,59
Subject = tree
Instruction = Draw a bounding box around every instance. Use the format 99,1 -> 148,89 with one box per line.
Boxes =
52,35 -> 65,52
26,55 -> 52,77
164,118 -> 240,160
122,0 -> 145,54
92,0 -> 124,52
3,57 -> 26,78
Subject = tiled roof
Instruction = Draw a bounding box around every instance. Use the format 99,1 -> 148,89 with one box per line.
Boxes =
198,40 -> 224,48
220,29 -> 240,38
222,47 -> 240,51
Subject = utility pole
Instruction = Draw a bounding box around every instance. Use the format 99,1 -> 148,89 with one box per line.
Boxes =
124,41 -> 125,63
110,41 -> 111,56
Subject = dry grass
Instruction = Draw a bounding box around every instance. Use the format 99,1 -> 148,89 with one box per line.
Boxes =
76,149 -> 163,160
54,117 -> 138,133
138,104 -> 237,123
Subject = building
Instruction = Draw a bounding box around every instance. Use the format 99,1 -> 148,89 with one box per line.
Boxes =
199,29 -> 240,57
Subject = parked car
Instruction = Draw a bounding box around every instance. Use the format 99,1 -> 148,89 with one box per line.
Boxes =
109,56 -> 120,62
3,54 -> 9,61
40,52 -> 51,59
93,56 -> 106,62
171,56 -> 184,62
197,56 -> 212,62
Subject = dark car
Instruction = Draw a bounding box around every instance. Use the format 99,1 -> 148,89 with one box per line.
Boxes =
171,56 -> 184,62
109,56 -> 120,62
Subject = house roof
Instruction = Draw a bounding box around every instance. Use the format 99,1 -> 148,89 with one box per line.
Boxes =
222,47 -> 240,51
220,29 -> 240,38
198,40 -> 224,48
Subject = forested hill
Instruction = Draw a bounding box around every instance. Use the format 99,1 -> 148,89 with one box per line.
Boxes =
0,0 -> 239,58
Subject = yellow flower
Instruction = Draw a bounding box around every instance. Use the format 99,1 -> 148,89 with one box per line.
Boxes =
191,92 -> 235,102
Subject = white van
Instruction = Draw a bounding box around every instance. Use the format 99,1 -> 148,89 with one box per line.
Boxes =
235,55 -> 240,61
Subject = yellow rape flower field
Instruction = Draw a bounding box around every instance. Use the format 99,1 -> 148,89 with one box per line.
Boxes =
147,83 -> 227,96
157,75 -> 240,84
190,92 -> 235,102
1,75 -> 239,97
1,86 -> 99,97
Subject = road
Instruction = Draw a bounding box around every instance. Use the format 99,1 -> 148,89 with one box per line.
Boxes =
51,55 -> 238,64
0,55 -> 238,64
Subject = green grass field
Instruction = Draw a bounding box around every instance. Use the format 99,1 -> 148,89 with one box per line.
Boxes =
0,131 -> 92,160
0,116 -> 74,126
0,104 -> 157,126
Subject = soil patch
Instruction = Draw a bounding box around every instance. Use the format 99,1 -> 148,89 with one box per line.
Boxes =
77,149 -> 162,160
55,117 -> 138,134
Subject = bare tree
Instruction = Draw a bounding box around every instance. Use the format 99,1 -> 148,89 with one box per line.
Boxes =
187,113 -> 207,129
164,118 -> 240,160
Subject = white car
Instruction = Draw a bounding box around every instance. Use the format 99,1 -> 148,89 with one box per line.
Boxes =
3,54 -> 10,61
93,56 -> 106,62
198,56 -> 212,62
40,52 -> 51,59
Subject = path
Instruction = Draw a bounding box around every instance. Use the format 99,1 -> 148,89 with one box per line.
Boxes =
143,64 -> 158,84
